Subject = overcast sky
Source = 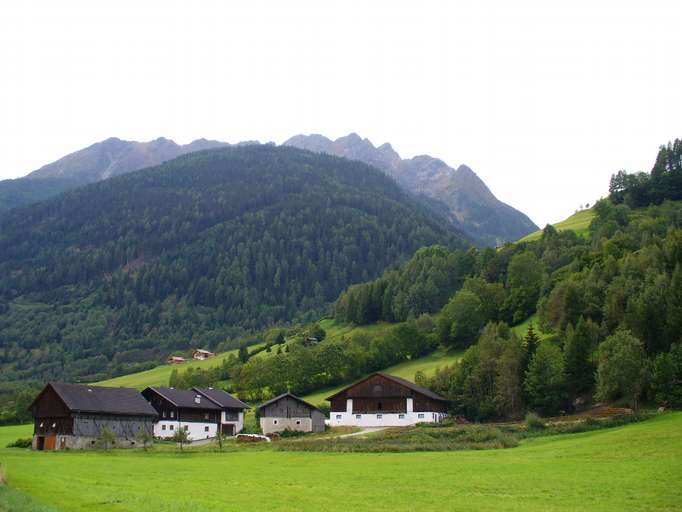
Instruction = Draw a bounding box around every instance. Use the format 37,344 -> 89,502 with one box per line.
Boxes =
2,1 -> 681,226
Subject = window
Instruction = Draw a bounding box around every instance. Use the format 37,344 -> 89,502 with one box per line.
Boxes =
418,413 -> 425,419
204,426 -> 209,432
274,420 -> 278,425
184,425 -> 189,431
377,414 -> 382,419
39,422 -> 44,428
162,425 -> 167,431
355,414 -> 361,419
162,411 -> 166,418
399,414 -> 405,419
170,411 -> 175,419
170,425 -> 174,431
335,415 -> 341,420
377,401 -> 382,411
295,420 -> 301,425
204,413 -> 209,420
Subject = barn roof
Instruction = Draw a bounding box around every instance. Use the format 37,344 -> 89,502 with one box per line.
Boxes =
32,382 -> 158,417
256,392 -> 322,413
194,387 -> 250,409
145,387 -> 222,410
326,372 -> 448,401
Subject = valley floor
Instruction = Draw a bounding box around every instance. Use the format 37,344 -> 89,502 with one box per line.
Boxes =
1,413 -> 681,511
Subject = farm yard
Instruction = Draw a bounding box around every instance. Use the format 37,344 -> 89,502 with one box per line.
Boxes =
1,413 -> 681,511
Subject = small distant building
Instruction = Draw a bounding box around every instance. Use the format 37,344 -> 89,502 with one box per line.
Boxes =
192,349 -> 215,361
327,372 -> 448,427
142,387 -> 221,440
29,382 -> 157,451
193,387 -> 249,436
257,392 -> 325,435
167,356 -> 186,365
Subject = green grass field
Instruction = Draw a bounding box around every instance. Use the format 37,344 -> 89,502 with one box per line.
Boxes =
518,208 -> 595,243
1,413 -> 681,511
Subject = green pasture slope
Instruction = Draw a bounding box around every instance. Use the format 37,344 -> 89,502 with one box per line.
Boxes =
1,413 -> 681,511
94,343 -> 265,390
518,208 -> 595,243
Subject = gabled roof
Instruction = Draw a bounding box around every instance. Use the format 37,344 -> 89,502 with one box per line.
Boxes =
144,387 -> 222,410
256,392 -> 322,413
326,372 -> 448,401
193,387 -> 250,409
31,382 -> 157,417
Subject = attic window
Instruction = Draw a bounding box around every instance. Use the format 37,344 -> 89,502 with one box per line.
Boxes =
52,423 -> 56,428
39,422 -> 44,428
195,396 -> 201,404
373,384 -> 382,394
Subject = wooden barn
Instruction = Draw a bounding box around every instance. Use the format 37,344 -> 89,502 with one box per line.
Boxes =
29,382 -> 157,451
193,387 -> 249,436
257,392 -> 325,434
142,387 -> 222,440
327,372 -> 448,427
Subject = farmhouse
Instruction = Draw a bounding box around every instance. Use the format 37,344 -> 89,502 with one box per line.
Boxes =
192,349 -> 215,360
257,392 -> 325,434
142,387 -> 221,440
193,387 -> 249,436
328,372 -> 448,427
167,356 -> 186,364
29,382 -> 157,451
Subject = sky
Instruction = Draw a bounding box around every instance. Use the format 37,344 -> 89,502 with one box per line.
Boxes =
1,1 -> 681,226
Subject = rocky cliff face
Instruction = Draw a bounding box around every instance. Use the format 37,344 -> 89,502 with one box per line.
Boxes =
27,137 -> 229,182
284,133 -> 538,245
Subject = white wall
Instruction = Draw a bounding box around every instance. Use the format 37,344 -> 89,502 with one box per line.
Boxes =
154,420 -> 217,440
329,411 -> 447,428
220,411 -> 244,435
260,417 -> 313,435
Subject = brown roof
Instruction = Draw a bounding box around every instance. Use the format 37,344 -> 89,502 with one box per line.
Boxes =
31,382 -> 158,417
326,372 -> 448,401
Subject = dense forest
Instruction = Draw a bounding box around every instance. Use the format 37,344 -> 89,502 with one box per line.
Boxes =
184,140 -> 682,416
0,145 -> 465,388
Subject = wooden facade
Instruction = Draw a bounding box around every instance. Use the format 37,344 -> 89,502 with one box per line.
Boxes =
329,373 -> 447,413
30,383 -> 157,450
257,393 -> 325,434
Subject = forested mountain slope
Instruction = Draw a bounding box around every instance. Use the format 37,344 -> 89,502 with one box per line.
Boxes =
0,145 -> 465,385
285,133 -> 538,245
1,134 -> 538,247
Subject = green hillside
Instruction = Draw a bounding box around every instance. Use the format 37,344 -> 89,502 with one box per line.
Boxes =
0,145 -> 465,387
94,343 -> 263,390
518,208 -> 595,242
1,413 -> 680,511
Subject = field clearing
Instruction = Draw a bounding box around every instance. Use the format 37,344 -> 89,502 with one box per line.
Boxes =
518,209 -> 595,243
94,343 -> 264,390
1,413 -> 680,511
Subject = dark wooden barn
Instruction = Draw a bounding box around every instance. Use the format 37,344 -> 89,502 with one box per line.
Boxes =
257,392 -> 325,434
327,372 -> 448,427
29,382 -> 158,451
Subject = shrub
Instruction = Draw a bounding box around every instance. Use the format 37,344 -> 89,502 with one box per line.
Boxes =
6,438 -> 32,448
525,412 -> 546,431
279,428 -> 306,438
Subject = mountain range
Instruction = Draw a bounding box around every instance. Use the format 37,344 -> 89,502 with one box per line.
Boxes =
0,134 -> 537,245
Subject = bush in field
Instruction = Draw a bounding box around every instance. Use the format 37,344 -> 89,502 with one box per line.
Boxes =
6,438 -> 32,448
525,412 -> 546,431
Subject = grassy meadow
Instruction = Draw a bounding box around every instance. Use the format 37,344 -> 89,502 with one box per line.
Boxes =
1,413 -> 681,511
518,208 -> 595,243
